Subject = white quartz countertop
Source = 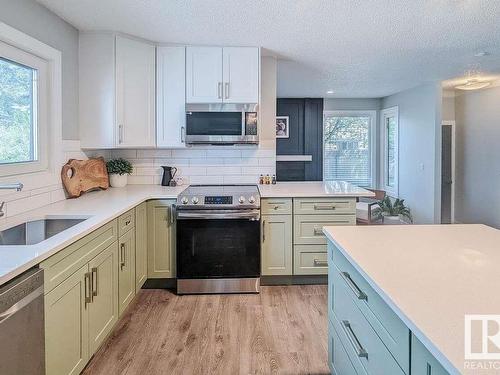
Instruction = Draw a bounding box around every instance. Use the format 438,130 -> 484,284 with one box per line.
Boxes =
0,185 -> 186,285
258,181 -> 374,198
323,224 -> 500,375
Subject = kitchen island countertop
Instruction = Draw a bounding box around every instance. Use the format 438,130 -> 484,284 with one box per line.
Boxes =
323,224 -> 500,375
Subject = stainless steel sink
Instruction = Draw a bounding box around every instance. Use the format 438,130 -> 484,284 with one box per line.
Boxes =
0,218 -> 87,245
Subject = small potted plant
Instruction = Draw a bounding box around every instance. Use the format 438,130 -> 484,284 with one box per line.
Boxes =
106,158 -> 133,188
373,196 -> 413,224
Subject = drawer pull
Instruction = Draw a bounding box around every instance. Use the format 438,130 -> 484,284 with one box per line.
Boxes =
313,228 -> 324,236
125,219 -> 131,225
91,267 -> 98,299
120,243 -> 126,269
84,272 -> 92,308
340,271 -> 367,300
262,220 -> 266,242
314,204 -> 336,211
313,259 -> 328,267
342,320 -> 368,359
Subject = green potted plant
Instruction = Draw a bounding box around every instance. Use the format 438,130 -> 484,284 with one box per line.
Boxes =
106,158 -> 133,188
373,196 -> 413,224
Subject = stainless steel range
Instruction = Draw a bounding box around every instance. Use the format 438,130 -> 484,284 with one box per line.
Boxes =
176,185 -> 261,294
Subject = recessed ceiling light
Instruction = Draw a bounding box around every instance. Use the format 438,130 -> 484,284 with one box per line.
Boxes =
474,51 -> 490,57
455,79 -> 491,90
326,90 -> 334,94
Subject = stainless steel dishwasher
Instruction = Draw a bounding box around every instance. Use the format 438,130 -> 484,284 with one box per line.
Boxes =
0,268 -> 45,375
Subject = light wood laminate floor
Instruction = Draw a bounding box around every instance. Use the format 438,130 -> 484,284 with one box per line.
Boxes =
83,285 -> 329,375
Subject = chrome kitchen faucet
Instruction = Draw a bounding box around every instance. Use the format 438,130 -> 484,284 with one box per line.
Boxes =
0,182 -> 24,218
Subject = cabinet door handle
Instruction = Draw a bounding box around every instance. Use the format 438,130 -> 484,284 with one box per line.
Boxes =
340,271 -> 367,300
181,126 -> 185,143
313,259 -> 328,267
262,220 -> 266,242
341,320 -> 368,359
84,272 -> 92,308
314,204 -> 336,211
170,205 -> 175,225
118,124 -> 124,144
120,243 -> 126,269
217,82 -> 222,99
91,267 -> 98,299
224,82 -> 229,99
313,228 -> 324,236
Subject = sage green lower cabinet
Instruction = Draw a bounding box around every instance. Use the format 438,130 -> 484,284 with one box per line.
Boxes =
147,200 -> 176,278
118,229 -> 136,315
45,265 -> 89,375
411,334 -> 449,375
88,243 -> 119,353
135,201 -> 148,291
261,214 -> 292,275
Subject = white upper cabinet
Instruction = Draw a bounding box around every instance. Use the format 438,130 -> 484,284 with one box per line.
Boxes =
186,46 -> 223,103
156,46 -> 186,148
115,36 -> 156,148
79,33 -> 155,148
186,46 -> 259,104
223,47 -> 259,103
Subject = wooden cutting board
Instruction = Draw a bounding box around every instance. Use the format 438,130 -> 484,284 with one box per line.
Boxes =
61,157 -> 109,198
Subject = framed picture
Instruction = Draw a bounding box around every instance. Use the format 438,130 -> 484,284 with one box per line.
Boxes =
276,116 -> 289,138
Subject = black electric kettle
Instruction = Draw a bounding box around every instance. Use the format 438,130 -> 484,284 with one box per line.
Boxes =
161,166 -> 178,186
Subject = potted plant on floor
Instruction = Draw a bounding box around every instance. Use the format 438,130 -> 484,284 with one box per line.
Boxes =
106,158 -> 133,188
373,196 -> 413,224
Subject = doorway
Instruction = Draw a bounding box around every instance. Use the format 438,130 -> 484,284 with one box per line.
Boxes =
441,121 -> 455,223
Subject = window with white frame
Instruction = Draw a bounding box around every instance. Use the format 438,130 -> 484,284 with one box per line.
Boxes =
380,106 -> 399,196
0,38 -> 49,176
323,110 -> 376,187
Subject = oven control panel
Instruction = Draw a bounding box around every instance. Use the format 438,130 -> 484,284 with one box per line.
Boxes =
204,196 -> 233,205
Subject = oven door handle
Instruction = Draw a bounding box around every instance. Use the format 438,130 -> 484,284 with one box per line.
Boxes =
176,210 -> 260,220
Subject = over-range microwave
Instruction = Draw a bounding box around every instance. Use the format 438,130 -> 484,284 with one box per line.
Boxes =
185,103 -> 258,145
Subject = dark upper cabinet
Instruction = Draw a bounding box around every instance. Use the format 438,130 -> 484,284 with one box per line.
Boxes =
276,98 -> 323,181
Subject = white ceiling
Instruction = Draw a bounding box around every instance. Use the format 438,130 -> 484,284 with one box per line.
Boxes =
37,0 -> 500,98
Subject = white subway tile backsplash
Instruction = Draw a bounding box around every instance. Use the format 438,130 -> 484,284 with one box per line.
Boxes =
223,175 -> 259,184
188,158 -> 222,166
6,192 -> 51,217
172,149 -> 206,158
137,149 -> 172,158
177,166 -> 207,176
206,166 -> 241,175
189,175 -> 223,185
128,175 -> 155,185
206,149 -> 241,158
0,141 -> 276,220
154,158 -> 190,166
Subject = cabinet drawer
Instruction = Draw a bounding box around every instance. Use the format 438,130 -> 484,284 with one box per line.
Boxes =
294,214 -> 355,244
118,208 -> 135,236
329,243 -> 410,373
294,198 -> 355,215
261,198 -> 292,215
41,221 -> 118,293
328,319 -> 361,375
331,309 -> 405,375
293,245 -> 328,275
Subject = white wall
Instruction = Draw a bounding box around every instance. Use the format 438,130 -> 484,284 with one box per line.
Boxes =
382,83 -> 442,224
0,0 -> 79,140
454,86 -> 500,228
